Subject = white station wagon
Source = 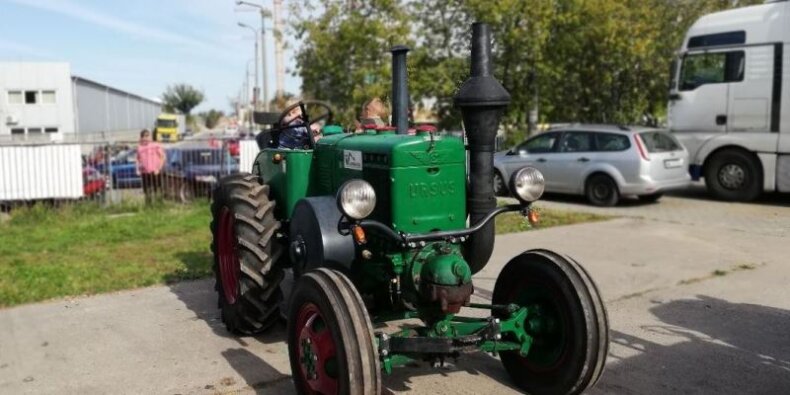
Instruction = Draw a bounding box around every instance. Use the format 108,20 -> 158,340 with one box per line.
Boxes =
493,125 -> 691,206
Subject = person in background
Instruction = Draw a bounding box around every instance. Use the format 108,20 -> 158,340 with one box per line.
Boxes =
136,129 -> 166,203
355,97 -> 390,132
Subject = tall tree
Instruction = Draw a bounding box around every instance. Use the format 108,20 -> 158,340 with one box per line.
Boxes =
292,0 -> 411,125
162,84 -> 205,116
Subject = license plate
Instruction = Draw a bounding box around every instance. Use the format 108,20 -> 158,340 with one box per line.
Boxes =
664,158 -> 682,169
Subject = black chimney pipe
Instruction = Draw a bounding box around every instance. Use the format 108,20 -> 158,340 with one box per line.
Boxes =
454,23 -> 511,274
391,45 -> 410,135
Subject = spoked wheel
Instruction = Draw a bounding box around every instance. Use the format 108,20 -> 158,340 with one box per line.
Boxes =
493,250 -> 609,395
288,268 -> 380,395
211,173 -> 284,334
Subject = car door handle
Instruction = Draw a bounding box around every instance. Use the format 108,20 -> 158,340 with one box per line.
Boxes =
536,158 -> 547,163
716,115 -> 727,125
577,157 -> 590,162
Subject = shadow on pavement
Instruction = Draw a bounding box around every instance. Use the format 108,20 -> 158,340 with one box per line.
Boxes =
220,348 -> 294,395
665,183 -> 790,207
593,295 -> 790,394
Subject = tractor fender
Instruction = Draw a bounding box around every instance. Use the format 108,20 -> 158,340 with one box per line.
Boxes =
289,196 -> 356,277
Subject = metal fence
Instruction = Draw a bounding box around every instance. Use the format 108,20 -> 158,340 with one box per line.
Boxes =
0,136 -> 258,209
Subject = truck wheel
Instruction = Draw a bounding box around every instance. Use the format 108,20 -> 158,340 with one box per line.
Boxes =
493,170 -> 508,197
704,149 -> 762,201
493,250 -> 609,395
288,268 -> 381,395
585,174 -> 619,206
211,173 -> 284,334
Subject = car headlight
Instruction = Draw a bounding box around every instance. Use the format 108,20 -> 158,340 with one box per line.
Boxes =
337,179 -> 377,220
509,167 -> 545,203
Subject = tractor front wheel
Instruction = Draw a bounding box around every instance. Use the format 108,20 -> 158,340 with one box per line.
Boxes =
287,268 -> 381,395
493,250 -> 609,395
211,173 -> 284,334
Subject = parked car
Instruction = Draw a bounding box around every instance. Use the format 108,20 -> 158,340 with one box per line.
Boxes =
93,149 -> 141,189
494,125 -> 691,206
82,166 -> 107,198
165,147 -> 239,202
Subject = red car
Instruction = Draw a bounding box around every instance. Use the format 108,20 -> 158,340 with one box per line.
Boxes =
83,166 -> 107,198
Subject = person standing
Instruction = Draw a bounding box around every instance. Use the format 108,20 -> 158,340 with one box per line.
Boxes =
136,129 -> 166,203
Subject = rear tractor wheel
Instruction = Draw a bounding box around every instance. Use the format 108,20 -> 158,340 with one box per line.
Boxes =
493,250 -> 609,395
211,173 -> 284,334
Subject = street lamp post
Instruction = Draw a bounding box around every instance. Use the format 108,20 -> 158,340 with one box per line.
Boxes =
238,22 -> 259,110
236,1 -> 272,111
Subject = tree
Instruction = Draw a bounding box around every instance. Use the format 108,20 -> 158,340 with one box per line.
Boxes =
201,109 -> 225,129
162,84 -> 205,116
292,0 -> 411,125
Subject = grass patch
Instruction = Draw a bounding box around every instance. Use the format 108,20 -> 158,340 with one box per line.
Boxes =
0,201 -> 212,307
495,207 -> 611,235
0,201 -> 610,308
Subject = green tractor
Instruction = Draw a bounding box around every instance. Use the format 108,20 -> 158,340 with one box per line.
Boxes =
210,23 -> 608,394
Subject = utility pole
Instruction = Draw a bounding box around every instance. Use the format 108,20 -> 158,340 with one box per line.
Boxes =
238,23 -> 259,110
237,1 -> 272,111
273,0 -> 285,101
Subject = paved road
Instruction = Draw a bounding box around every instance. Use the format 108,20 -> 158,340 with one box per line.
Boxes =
1,195 -> 790,394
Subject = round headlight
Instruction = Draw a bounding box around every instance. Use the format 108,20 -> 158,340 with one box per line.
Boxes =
337,179 -> 377,220
509,167 -> 545,203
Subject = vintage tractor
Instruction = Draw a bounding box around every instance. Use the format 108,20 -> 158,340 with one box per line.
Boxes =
210,23 -> 608,394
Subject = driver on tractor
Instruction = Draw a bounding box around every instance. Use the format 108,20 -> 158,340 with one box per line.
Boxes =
278,101 -> 321,149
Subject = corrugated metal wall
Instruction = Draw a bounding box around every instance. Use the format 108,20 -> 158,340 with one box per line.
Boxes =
73,78 -> 161,136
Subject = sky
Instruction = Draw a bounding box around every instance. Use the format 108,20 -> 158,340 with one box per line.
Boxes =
0,0 -> 302,112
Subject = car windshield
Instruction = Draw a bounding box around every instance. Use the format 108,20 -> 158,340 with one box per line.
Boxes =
639,131 -> 681,153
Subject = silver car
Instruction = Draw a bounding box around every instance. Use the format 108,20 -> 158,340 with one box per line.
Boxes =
493,125 -> 691,206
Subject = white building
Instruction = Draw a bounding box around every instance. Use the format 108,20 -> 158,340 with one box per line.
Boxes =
0,62 -> 161,142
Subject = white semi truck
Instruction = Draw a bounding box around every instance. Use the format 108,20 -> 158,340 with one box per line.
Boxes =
669,0 -> 789,201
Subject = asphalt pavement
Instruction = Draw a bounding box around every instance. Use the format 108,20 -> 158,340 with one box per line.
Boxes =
1,191 -> 789,394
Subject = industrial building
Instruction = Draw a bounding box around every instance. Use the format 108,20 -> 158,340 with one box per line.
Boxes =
0,62 -> 161,142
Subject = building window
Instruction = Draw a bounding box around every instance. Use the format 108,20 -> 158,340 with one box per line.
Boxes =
45,127 -> 58,133
10,128 -> 24,135
27,128 -> 42,134
25,91 -> 38,104
8,91 -> 23,104
41,91 -> 56,104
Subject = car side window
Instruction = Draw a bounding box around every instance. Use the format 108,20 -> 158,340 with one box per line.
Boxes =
559,132 -> 593,153
594,133 -> 630,152
518,132 -> 559,154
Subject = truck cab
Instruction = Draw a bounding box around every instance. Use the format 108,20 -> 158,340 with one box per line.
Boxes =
668,0 -> 790,200
154,113 -> 184,142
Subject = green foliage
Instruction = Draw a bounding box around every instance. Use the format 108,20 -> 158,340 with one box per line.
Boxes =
292,0 -> 762,142
0,202 -> 212,307
162,83 -> 205,116
201,109 -> 225,129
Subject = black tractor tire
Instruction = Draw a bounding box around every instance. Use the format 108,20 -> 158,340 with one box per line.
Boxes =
493,170 -> 508,197
287,268 -> 381,395
211,173 -> 284,334
638,192 -> 663,203
704,149 -> 762,202
585,174 -> 619,207
493,250 -> 609,395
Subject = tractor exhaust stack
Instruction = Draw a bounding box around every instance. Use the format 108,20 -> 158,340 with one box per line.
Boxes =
454,23 -> 511,274
391,45 -> 410,135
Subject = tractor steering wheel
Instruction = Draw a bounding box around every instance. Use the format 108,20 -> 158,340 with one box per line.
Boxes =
276,100 -> 336,150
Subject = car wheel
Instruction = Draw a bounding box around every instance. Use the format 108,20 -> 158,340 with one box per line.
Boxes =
493,171 -> 508,197
704,149 -> 761,202
638,193 -> 663,203
585,174 -> 619,207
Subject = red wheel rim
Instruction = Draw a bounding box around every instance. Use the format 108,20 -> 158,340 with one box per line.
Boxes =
217,207 -> 239,304
296,303 -> 338,395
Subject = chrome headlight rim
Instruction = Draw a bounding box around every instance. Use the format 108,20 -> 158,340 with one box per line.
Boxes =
337,179 -> 377,220
509,167 -> 545,203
